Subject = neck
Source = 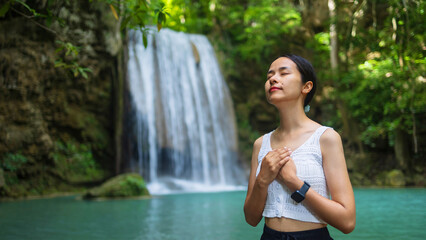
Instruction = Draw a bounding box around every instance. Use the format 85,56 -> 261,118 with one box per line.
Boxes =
275,102 -> 310,134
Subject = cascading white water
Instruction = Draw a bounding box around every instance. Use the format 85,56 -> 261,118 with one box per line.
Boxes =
127,29 -> 244,194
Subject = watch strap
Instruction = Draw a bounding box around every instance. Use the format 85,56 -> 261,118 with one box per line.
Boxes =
291,181 -> 311,203
299,181 -> 310,195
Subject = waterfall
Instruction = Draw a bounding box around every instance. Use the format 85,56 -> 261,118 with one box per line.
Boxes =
127,29 -> 244,194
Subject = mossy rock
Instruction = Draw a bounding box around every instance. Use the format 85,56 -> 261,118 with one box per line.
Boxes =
376,169 -> 406,187
410,174 -> 425,186
386,169 -> 406,187
83,173 -> 150,199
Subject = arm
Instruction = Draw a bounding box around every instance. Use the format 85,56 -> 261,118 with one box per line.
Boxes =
278,129 -> 356,234
243,137 -> 291,226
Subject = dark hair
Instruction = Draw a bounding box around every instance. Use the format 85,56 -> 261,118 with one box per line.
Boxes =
279,54 -> 317,107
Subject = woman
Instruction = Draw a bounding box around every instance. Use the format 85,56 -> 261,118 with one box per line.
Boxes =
244,54 -> 356,240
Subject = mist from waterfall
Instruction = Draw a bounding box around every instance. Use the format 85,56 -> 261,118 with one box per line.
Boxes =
127,29 -> 245,194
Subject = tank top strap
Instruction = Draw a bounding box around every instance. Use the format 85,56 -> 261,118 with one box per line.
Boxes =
258,131 -> 273,163
261,131 -> 273,149
310,126 -> 333,145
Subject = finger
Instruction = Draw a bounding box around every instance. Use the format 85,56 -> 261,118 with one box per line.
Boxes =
276,148 -> 288,155
273,148 -> 286,154
278,156 -> 290,166
282,147 -> 292,153
280,151 -> 292,158
264,151 -> 278,160
281,147 -> 289,153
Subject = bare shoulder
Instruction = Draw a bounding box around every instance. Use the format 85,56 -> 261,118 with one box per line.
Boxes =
253,135 -> 264,149
320,128 -> 342,147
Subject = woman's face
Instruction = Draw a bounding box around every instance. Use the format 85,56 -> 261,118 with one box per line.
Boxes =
265,57 -> 305,106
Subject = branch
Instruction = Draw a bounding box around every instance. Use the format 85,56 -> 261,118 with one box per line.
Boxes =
11,7 -> 57,35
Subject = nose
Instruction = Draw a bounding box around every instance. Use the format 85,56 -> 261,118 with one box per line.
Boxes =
269,74 -> 279,85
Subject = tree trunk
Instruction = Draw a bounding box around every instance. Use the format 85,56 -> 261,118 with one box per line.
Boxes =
394,127 -> 411,171
328,0 -> 364,154
328,0 -> 338,71
114,46 -> 125,175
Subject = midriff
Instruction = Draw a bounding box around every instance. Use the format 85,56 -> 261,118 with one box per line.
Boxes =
265,217 -> 327,232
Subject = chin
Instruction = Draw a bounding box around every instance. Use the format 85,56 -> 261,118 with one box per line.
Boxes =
266,98 -> 280,107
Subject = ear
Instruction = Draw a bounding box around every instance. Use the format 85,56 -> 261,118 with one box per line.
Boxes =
301,81 -> 313,94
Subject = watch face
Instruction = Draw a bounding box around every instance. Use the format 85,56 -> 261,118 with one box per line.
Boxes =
291,191 -> 304,203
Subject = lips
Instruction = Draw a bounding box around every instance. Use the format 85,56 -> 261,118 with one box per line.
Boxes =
269,86 -> 282,93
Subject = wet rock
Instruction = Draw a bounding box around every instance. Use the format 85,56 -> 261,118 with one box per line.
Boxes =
83,173 -> 150,199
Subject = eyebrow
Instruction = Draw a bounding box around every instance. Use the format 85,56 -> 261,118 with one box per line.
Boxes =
267,66 -> 290,75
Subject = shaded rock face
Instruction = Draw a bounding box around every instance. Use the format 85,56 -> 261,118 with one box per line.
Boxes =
0,1 -> 120,197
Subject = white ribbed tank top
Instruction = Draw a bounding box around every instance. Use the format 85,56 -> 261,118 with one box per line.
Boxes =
255,126 -> 331,223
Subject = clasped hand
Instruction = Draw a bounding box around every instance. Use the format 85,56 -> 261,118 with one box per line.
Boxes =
257,147 -> 298,188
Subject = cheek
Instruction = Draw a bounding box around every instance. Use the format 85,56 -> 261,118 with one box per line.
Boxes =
264,81 -> 269,92
264,82 -> 271,101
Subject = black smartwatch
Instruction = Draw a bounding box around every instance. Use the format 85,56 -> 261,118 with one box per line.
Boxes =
291,181 -> 310,203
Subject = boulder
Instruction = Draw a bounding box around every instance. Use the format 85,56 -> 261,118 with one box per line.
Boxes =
83,173 -> 150,199
385,169 -> 406,187
376,169 -> 406,187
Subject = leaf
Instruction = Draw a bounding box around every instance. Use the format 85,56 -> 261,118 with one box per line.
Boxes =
0,2 -> 10,18
158,12 -> 165,23
157,12 -> 165,31
142,33 -> 148,48
109,4 -> 119,20
45,14 -> 52,27
120,16 -> 130,30
79,68 -> 88,79
15,0 -> 36,16
54,60 -> 66,68
55,47 -> 63,53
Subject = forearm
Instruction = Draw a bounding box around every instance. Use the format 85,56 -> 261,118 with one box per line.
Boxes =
284,176 -> 355,234
244,179 -> 268,226
304,189 -> 356,234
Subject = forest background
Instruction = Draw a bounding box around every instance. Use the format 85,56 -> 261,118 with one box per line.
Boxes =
0,0 -> 425,198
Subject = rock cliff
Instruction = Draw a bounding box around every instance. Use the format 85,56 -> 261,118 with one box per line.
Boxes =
0,1 -> 121,197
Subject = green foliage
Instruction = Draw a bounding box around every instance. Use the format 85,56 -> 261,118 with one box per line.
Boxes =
0,1 -> 11,17
1,153 -> 28,172
0,0 -> 38,18
160,0 -> 305,161
54,40 -> 93,79
237,0 -> 301,62
1,153 -> 28,188
0,1 -> 93,78
161,0 -> 425,174
100,0 -> 170,47
1,0 -> 170,80
334,0 -> 426,151
165,0 -> 301,62
50,140 -> 104,182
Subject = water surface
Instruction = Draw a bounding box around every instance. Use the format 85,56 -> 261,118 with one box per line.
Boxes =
0,188 -> 425,239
